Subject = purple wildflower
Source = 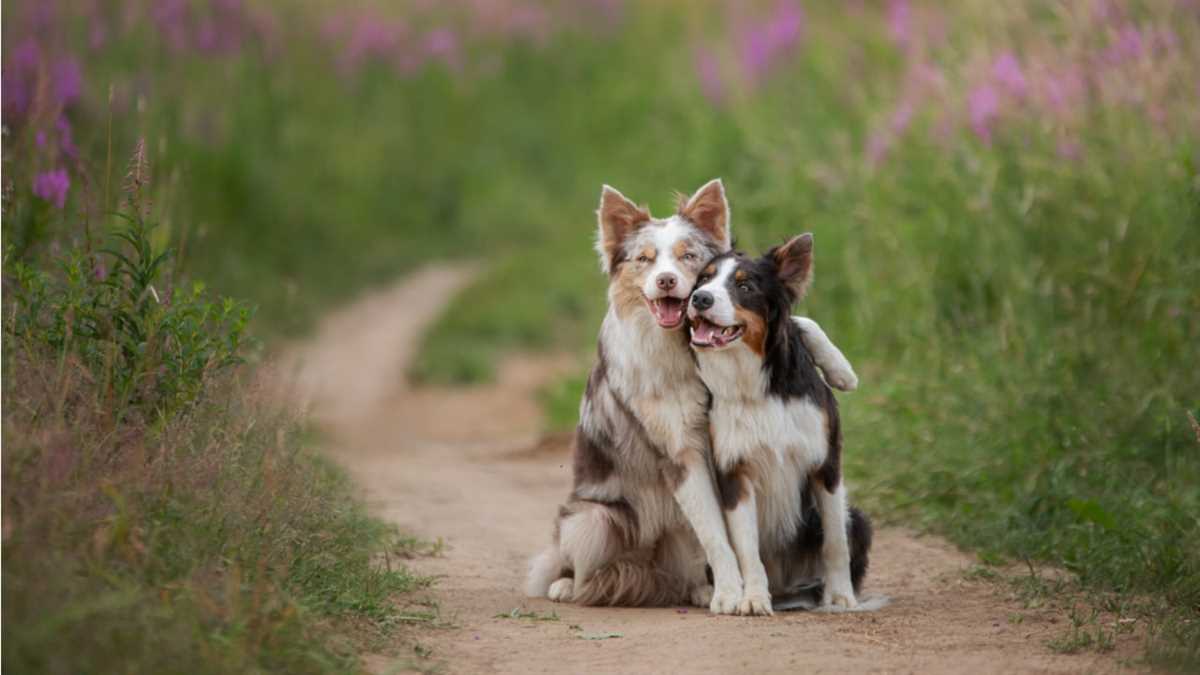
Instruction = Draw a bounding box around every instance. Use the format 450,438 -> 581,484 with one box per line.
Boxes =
866,130 -> 891,166
891,98 -> 915,133
12,38 -> 40,72
90,22 -> 108,50
153,0 -> 191,51
1105,24 -> 1144,64
968,84 -> 999,143
33,169 -> 71,209
887,0 -> 912,47
584,0 -> 624,26
694,47 -> 725,104
57,115 -> 78,158
510,7 -> 552,43
991,52 -> 1027,98
52,58 -> 83,107
739,0 -> 805,83
425,28 -> 461,69
2,39 -> 42,119
337,13 -> 406,74
1043,67 -> 1084,113
1092,0 -> 1120,24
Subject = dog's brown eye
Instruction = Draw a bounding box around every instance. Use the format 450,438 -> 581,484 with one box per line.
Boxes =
637,255 -> 650,263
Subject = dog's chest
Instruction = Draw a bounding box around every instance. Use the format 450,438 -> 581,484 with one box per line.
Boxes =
699,346 -> 829,471
709,394 -> 827,550
604,315 -> 708,454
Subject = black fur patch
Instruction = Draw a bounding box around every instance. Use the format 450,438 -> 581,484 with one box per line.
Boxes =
717,461 -> 748,511
572,425 -> 616,487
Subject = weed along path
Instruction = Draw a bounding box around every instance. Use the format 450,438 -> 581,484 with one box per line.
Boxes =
279,265 -> 1139,675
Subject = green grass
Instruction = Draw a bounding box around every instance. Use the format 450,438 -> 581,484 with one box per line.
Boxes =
2,150 -> 436,673
1,367 -> 436,673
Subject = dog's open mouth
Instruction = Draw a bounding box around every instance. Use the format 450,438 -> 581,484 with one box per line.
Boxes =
691,318 -> 744,348
646,296 -> 686,328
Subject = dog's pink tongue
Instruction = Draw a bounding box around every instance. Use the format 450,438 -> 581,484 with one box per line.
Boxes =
692,320 -> 719,345
654,298 -> 684,327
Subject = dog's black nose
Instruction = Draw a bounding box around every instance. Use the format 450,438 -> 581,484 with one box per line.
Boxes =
656,273 -> 677,291
692,291 -> 714,310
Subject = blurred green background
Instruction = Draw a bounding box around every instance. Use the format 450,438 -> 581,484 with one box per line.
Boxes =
3,0 -> 1198,670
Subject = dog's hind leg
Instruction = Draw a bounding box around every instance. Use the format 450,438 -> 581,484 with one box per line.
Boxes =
811,480 -> 857,608
654,526 -> 710,608
546,500 -> 637,604
525,546 -> 567,598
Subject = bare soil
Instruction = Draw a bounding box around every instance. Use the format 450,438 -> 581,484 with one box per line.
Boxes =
277,266 -> 1142,675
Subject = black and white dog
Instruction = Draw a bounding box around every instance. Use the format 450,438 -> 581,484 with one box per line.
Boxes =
688,234 -> 873,614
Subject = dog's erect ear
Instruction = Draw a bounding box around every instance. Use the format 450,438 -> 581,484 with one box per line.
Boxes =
679,178 -> 731,251
770,233 -> 814,300
596,185 -> 651,275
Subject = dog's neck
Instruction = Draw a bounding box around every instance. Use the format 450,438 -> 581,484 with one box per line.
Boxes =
695,341 -> 767,403
697,313 -> 824,403
598,304 -> 696,400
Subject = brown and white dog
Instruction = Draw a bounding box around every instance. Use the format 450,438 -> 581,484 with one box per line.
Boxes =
525,180 -> 859,613
688,235 -> 873,615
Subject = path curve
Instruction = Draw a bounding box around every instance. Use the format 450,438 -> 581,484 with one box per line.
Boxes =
281,265 -> 1138,675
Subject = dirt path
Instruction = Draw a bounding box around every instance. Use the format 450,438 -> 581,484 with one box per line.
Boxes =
280,266 -> 1139,675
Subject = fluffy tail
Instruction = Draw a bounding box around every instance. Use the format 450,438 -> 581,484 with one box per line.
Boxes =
525,546 -> 564,598
572,558 -> 688,607
848,505 -> 873,592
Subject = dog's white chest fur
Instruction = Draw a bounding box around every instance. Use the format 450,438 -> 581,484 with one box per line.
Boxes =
605,310 -> 709,451
697,343 -> 829,550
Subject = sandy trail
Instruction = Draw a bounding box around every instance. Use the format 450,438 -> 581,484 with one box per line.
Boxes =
280,266 -> 1138,675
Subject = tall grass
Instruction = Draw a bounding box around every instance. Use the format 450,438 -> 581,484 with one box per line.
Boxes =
3,133 -> 432,671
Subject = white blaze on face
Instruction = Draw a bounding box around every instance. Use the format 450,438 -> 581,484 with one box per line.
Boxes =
693,257 -> 739,326
640,217 -> 693,301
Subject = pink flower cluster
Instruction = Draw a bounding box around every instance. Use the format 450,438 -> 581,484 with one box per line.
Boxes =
862,0 -> 1196,166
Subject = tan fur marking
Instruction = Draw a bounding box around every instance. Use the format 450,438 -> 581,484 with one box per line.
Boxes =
612,262 -> 648,319
734,269 -> 747,282
672,240 -> 689,259
703,264 -> 717,276
735,306 -> 767,357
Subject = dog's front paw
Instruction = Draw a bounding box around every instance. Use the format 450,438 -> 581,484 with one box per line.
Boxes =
689,584 -> 714,608
822,578 -> 857,609
737,587 -> 773,616
709,584 -> 742,615
824,366 -> 858,392
547,578 -> 574,603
